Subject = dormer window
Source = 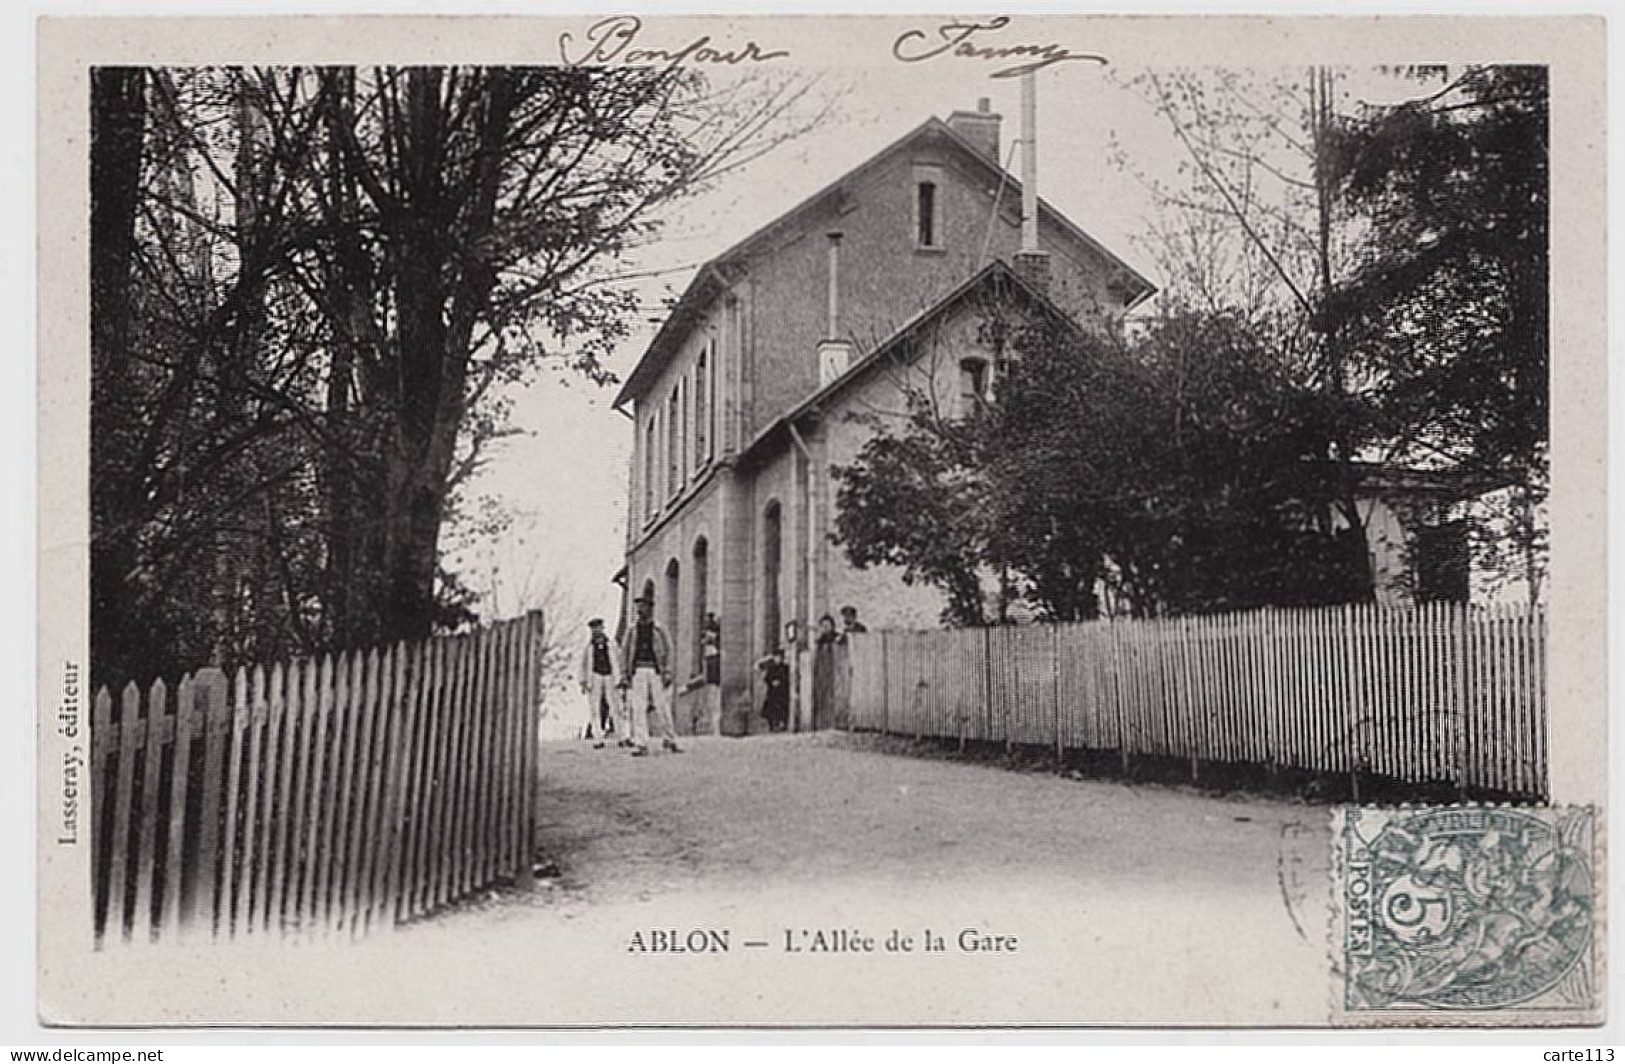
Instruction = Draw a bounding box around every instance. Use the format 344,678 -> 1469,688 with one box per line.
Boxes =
913,163 -> 943,251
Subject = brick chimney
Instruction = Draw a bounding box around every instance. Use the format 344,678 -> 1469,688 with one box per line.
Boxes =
946,97 -> 1001,163
1013,73 -> 1051,296
818,231 -> 852,386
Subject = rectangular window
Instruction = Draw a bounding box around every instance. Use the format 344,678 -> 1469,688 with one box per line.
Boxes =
959,357 -> 989,416
643,417 -> 657,522
694,344 -> 710,469
667,387 -> 681,499
917,181 -> 938,248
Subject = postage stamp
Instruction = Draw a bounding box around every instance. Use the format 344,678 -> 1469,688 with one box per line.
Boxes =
1333,805 -> 1601,1025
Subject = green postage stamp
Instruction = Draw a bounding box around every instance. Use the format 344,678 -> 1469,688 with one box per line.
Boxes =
1333,805 -> 1601,1025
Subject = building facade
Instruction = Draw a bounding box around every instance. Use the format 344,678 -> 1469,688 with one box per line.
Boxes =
612,101 -> 1155,734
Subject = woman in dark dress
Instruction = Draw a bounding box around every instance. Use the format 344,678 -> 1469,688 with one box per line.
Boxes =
811,614 -> 838,731
758,647 -> 790,732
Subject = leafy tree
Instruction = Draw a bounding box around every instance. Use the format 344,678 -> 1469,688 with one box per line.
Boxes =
1113,68 -> 1377,601
831,411 -> 990,628
89,65 -> 821,686
830,302 -> 1369,625
989,313 -> 1366,618
1328,66 -> 1549,602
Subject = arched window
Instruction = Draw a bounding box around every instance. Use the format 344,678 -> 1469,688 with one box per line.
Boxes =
762,501 -> 782,653
692,537 -> 709,674
664,559 -> 681,677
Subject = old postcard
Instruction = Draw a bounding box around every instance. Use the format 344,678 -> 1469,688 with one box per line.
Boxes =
36,13 -> 1607,1028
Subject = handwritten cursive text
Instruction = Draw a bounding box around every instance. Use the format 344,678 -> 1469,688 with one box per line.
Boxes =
892,17 -> 1106,79
560,16 -> 790,71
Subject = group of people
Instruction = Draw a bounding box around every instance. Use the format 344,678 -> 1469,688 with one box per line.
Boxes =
578,595 -> 870,744
576,591 -> 691,757
756,605 -> 867,733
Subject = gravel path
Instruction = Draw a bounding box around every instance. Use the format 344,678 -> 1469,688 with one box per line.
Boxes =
521,733 -> 1304,903
382,732 -> 1338,1026
82,734 -> 1338,1026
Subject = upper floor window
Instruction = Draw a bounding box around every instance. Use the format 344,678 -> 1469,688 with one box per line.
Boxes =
913,163 -> 943,251
694,343 -> 711,470
917,182 -> 938,248
667,385 -> 682,499
643,416 -> 657,523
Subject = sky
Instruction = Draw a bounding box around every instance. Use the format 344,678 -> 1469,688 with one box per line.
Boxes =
445,61 -> 1445,636
448,60 -> 1168,636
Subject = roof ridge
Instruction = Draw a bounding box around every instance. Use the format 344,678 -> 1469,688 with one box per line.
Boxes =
613,113 -> 1155,409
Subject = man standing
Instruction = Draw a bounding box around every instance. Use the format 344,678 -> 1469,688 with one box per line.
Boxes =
578,618 -> 625,748
620,590 -> 683,756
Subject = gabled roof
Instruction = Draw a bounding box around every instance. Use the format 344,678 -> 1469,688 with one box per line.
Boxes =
736,258 -> 1079,465
612,115 -> 1156,409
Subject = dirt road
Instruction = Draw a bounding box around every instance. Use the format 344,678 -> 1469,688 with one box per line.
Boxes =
392,732 -> 1337,1026
83,733 -> 1338,1026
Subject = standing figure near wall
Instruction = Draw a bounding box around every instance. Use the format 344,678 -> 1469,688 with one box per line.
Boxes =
812,614 -> 839,731
758,647 -> 790,732
699,612 -> 723,735
835,605 -> 867,730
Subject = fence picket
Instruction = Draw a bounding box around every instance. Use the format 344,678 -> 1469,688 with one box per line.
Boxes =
359,644 -> 399,934
160,675 -> 195,937
298,656 -> 335,934
188,669 -> 231,940
285,659 -> 318,932
232,666 -> 267,937
105,682 -> 141,941
132,678 -> 167,944
489,624 -> 517,880
218,669 -> 248,938
342,649 -> 382,935
417,638 -> 452,919
263,662 -> 294,933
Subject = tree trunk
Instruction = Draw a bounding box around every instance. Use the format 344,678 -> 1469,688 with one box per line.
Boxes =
379,68 -> 518,642
89,67 -> 147,686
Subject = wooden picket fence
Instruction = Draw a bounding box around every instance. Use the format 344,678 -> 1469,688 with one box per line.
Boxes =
90,611 -> 545,947
848,602 -> 1547,800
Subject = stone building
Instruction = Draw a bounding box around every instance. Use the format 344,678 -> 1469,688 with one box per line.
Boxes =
611,93 -> 1490,736
610,97 -> 1156,734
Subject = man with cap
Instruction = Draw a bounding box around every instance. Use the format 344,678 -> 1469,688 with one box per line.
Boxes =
578,618 -> 625,747
619,589 -> 683,756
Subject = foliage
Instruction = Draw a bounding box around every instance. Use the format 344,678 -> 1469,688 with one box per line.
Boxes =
830,302 -> 1370,624
1328,66 -> 1550,601
988,313 -> 1368,618
90,65 -> 820,686
831,412 -> 990,627
1115,65 -> 1550,603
